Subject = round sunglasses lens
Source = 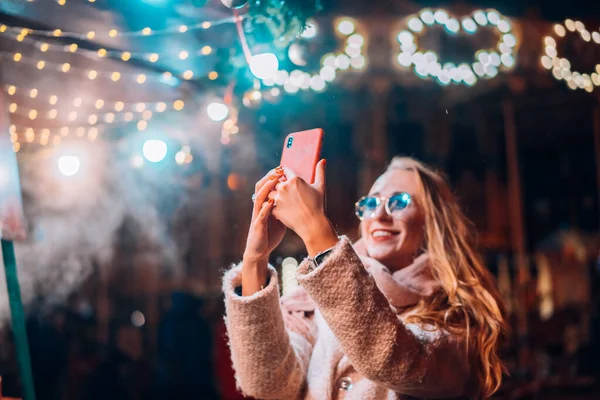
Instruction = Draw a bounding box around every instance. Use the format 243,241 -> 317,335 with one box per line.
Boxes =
388,193 -> 411,215
356,197 -> 379,219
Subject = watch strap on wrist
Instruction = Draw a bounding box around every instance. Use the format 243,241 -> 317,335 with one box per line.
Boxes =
308,247 -> 334,271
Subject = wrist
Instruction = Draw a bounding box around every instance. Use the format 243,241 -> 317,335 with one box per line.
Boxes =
242,252 -> 269,266
301,214 -> 339,258
241,257 -> 269,296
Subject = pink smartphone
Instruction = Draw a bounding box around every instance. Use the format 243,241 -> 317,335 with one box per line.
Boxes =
280,128 -> 324,184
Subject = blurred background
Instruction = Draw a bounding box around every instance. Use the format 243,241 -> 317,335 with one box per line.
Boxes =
0,0 -> 600,398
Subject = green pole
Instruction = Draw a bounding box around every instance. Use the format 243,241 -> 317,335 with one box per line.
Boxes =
1,239 -> 36,400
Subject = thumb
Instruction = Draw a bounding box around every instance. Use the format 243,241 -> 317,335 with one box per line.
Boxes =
314,159 -> 327,193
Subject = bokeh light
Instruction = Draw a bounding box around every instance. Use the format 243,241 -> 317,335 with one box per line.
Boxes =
207,102 -> 229,122
58,156 -> 81,177
142,140 -> 168,163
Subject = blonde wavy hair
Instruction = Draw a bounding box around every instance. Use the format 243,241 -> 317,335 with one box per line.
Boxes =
384,157 -> 506,398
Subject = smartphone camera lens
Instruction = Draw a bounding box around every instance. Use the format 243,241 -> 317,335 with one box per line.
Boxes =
287,137 -> 294,148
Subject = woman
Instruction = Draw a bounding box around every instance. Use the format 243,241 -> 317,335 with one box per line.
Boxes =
223,157 -> 505,399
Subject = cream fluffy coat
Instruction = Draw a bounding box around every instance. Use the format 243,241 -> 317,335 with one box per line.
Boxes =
222,237 -> 478,399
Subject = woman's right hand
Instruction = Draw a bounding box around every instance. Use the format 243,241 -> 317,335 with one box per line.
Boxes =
242,167 -> 286,295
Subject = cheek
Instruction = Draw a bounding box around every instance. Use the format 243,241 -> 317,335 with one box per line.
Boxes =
360,221 -> 371,238
398,211 -> 425,236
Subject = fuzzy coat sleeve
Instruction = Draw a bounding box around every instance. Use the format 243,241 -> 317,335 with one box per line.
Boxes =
296,237 -> 475,399
222,264 -> 315,399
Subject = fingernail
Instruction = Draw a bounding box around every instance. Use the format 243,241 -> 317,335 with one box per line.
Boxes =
269,176 -> 277,180
268,199 -> 274,205
323,159 -> 327,166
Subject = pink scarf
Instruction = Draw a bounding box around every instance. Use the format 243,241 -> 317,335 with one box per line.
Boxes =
281,239 -> 441,335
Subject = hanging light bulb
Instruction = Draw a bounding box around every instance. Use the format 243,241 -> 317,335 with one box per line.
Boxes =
249,53 -> 279,80
220,0 -> 248,9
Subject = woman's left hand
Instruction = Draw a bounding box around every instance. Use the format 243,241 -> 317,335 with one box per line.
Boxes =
269,159 -> 339,257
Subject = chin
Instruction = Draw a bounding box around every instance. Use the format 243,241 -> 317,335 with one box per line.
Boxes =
366,241 -> 401,261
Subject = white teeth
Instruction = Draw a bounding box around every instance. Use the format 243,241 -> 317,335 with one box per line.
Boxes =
373,231 -> 392,238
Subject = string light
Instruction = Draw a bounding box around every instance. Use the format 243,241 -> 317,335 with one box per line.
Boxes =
542,19 -> 600,92
0,16 -> 237,40
395,8 -> 517,86
9,124 -> 106,150
2,28 -> 221,65
1,52 -> 196,84
6,96 -> 186,126
173,100 -> 185,111
264,18 -> 367,94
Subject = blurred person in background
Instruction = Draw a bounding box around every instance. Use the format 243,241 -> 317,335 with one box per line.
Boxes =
223,157 -> 505,399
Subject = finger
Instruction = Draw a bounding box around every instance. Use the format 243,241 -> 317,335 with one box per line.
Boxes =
314,159 -> 327,193
281,166 -> 298,181
257,199 -> 275,222
253,176 -> 280,215
267,191 -> 278,202
254,166 -> 284,194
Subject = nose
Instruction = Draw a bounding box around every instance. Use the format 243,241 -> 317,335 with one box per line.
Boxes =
372,201 -> 391,221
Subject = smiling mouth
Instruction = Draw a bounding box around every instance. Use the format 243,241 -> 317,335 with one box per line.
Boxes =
371,229 -> 400,241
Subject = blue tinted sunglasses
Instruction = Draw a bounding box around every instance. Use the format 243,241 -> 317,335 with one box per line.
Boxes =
355,192 -> 412,221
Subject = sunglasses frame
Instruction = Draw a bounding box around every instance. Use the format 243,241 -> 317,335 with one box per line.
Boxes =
354,192 -> 412,221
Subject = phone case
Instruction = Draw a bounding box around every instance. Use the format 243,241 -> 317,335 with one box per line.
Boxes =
280,128 -> 324,184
